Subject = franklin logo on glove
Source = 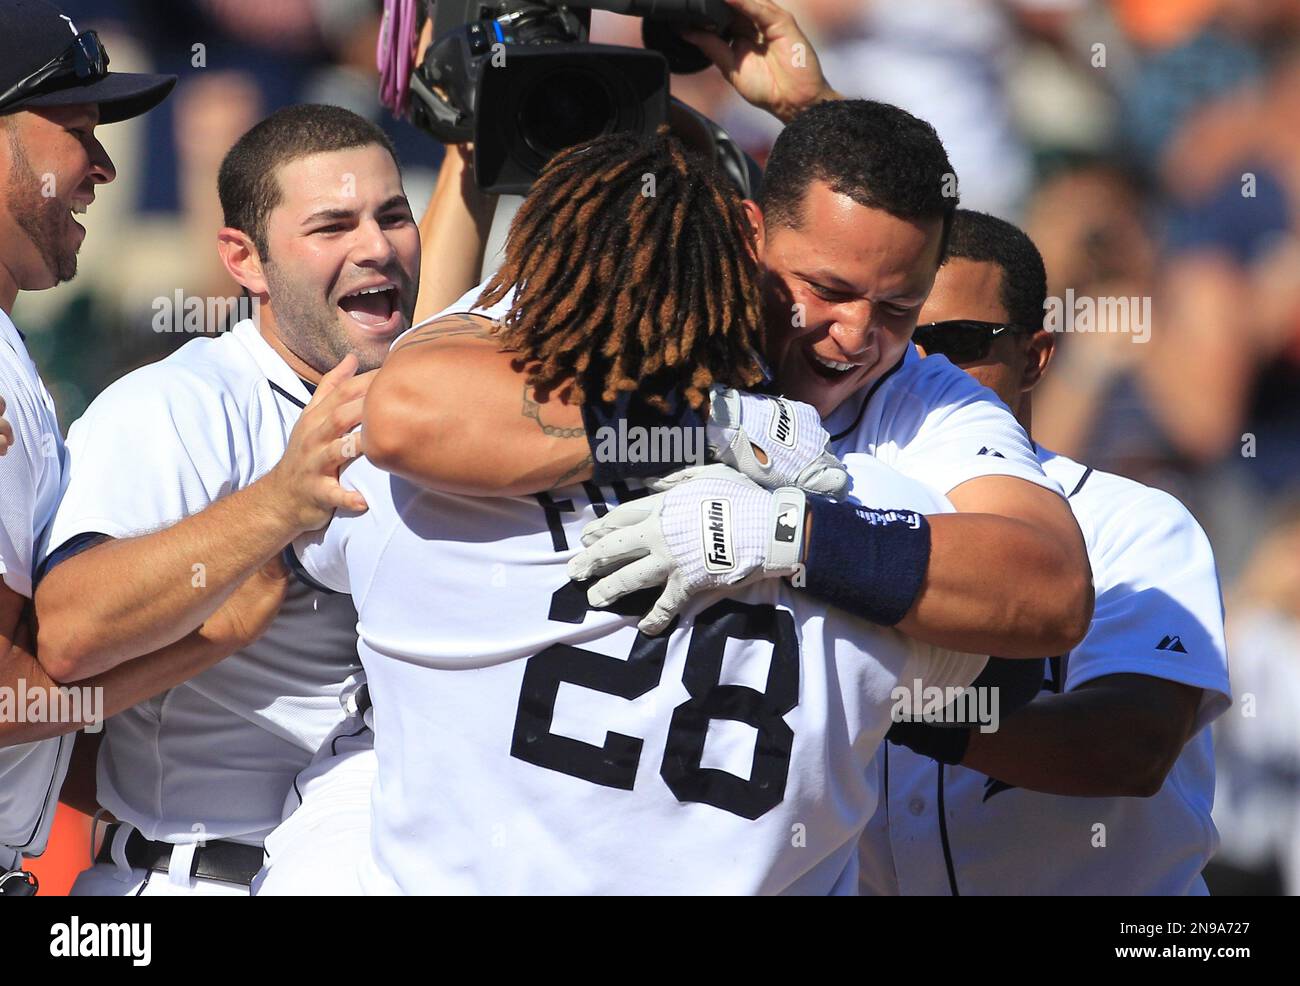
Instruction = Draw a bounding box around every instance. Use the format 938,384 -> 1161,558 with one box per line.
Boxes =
768,398 -> 796,448
702,498 -> 735,572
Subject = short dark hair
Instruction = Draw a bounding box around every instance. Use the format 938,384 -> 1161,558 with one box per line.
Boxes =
218,104 -> 399,258
759,99 -> 958,250
945,209 -> 1048,331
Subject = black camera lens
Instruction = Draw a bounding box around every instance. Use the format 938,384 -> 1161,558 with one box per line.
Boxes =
517,68 -> 617,159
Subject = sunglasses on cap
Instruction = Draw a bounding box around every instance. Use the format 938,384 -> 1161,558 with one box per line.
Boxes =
912,319 -> 1037,364
0,31 -> 109,115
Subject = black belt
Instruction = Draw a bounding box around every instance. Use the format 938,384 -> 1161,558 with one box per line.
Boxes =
95,824 -> 264,887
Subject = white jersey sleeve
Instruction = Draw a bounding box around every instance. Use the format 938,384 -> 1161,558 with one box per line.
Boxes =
0,334 -> 62,597
0,369 -> 45,598
292,462 -> 373,596
1048,454 -> 1231,730
830,348 -> 1063,499
46,357 -> 256,552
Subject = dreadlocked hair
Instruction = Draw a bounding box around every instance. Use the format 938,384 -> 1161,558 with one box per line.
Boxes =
477,126 -> 767,411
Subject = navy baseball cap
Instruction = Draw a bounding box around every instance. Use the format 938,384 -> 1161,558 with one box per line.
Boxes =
0,0 -> 176,123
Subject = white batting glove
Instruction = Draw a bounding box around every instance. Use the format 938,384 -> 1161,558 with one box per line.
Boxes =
706,385 -> 850,497
567,464 -> 807,635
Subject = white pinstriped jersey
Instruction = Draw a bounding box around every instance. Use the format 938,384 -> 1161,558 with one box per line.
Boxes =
45,320 -> 361,847
859,448 -> 1231,896
271,281 -> 1066,893
295,448 -> 986,894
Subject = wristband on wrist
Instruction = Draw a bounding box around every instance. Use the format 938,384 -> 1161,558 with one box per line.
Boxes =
801,495 -> 931,627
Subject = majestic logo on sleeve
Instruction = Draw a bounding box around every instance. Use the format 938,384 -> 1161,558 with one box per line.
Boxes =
1156,635 -> 1188,653
768,398 -> 797,448
701,498 -> 735,572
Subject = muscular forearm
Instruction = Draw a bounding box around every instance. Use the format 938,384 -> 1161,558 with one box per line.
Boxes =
414,145 -> 498,326
35,479 -> 294,680
0,623 -> 243,746
895,512 -> 1091,658
960,676 -> 1202,797
365,328 -> 592,496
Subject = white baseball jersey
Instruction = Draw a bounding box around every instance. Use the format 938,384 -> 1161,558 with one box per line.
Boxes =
294,451 -> 985,895
0,309 -> 73,872
264,283 -> 1063,892
44,319 -> 360,846
826,348 -> 1061,500
859,447 -> 1232,896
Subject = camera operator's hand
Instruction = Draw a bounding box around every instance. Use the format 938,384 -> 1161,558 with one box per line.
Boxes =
681,0 -> 841,125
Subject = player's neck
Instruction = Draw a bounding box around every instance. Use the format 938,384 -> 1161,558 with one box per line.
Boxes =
1018,393 -> 1034,441
256,305 -> 325,386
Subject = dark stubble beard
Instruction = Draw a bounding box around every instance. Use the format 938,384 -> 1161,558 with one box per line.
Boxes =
262,256 -> 388,374
4,128 -> 77,284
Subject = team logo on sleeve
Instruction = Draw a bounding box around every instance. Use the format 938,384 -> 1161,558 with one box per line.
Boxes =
768,398 -> 797,448
701,498 -> 735,572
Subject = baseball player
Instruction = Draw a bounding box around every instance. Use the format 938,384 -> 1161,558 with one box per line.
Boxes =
261,7 -> 1091,891
30,103 -> 420,896
286,128 -> 995,893
857,210 -> 1231,895
366,121 -> 1091,657
0,0 -> 300,897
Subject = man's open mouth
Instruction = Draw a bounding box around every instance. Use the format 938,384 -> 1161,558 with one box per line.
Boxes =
338,283 -> 400,330
813,353 -> 855,373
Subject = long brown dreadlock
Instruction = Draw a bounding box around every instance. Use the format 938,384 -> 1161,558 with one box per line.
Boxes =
476,126 -> 767,411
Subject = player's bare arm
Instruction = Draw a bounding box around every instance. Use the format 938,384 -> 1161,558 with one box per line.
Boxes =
364,314 -> 592,496
902,476 -> 1094,657
413,143 -> 499,326
2,560 -> 286,744
959,673 -> 1204,797
34,358 -> 367,682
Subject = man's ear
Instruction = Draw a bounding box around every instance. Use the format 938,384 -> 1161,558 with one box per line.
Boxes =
1022,328 -> 1056,391
217,227 -> 268,296
741,199 -> 766,265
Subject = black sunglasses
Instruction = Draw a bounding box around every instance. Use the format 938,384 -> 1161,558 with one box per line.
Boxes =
913,319 -> 1035,364
0,31 -> 109,115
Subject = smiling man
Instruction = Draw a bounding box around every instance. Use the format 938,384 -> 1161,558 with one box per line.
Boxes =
859,211 -> 1231,896
31,103 -> 420,895
0,0 -> 297,898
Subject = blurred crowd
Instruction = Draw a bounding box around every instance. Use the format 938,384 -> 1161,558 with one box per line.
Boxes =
15,0 -> 1300,894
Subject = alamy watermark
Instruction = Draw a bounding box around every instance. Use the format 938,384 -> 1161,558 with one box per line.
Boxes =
890,677 -> 1001,733
592,423 -> 708,467
0,680 -> 103,733
152,291 -> 260,334
49,918 -> 151,966
1044,289 -> 1151,344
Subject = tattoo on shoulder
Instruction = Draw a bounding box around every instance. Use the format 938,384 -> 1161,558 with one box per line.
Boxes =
521,383 -> 586,439
396,313 -> 498,349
